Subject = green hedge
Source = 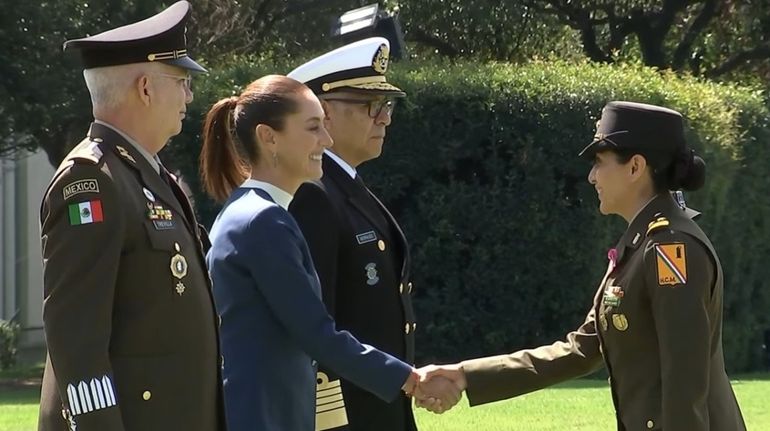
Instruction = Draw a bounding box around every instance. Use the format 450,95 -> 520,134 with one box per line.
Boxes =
167,58 -> 770,372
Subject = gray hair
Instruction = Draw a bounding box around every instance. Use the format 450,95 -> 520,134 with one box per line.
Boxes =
83,63 -> 157,110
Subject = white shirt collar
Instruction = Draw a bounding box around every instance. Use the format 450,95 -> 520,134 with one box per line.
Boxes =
94,120 -> 160,174
241,179 -> 293,210
325,150 -> 357,179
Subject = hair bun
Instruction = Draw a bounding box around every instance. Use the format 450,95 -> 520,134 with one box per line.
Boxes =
671,149 -> 705,191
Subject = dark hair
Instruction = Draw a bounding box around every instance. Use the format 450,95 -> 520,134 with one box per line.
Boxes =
200,75 -> 309,202
614,148 -> 706,193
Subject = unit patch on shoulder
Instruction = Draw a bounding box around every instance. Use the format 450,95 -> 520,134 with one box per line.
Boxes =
655,243 -> 687,286
647,216 -> 670,236
62,179 -> 99,200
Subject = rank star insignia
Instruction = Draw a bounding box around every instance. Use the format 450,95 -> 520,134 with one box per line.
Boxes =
170,254 -> 188,279
175,281 -> 186,295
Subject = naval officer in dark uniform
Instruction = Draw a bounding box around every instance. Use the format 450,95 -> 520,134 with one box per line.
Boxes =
38,2 -> 225,430
419,102 -> 747,430
287,38 -> 419,431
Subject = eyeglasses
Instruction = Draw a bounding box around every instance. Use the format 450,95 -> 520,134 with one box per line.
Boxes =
324,97 -> 397,118
153,73 -> 193,91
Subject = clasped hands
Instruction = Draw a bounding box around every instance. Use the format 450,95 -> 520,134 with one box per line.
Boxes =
402,363 -> 466,414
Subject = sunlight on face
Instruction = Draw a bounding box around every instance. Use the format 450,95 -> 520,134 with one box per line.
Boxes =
274,90 -> 333,185
587,151 -> 633,216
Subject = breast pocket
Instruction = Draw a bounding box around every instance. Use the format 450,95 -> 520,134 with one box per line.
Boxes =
141,222 -> 193,295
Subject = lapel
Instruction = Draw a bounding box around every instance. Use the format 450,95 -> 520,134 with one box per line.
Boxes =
324,155 -> 391,240
323,155 -> 410,279
87,122 -> 194,233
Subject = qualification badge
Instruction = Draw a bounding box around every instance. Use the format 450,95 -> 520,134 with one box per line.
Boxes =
612,314 -> 629,331
364,263 -> 379,286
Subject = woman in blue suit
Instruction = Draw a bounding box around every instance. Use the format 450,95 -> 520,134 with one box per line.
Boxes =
199,75 -> 432,431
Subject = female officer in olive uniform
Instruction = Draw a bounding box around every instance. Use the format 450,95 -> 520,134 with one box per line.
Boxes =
420,101 -> 746,430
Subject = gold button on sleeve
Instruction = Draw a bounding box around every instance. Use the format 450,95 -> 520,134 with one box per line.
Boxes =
142,391 -> 152,401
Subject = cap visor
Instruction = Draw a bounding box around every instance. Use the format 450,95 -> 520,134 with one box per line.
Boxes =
161,56 -> 207,74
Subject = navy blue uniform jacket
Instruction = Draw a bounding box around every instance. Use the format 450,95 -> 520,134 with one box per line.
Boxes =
207,186 -> 412,431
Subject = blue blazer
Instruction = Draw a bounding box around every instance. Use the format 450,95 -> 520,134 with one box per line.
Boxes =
207,187 -> 411,431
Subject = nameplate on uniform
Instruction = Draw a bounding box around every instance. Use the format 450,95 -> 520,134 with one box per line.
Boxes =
62,179 -> 100,200
153,219 -> 176,230
315,372 -> 348,430
355,230 -> 377,245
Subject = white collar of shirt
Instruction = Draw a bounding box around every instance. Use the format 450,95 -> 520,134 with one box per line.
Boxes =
94,119 -> 160,174
241,179 -> 293,210
325,150 -> 357,179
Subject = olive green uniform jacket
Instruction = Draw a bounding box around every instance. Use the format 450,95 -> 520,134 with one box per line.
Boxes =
462,194 -> 746,431
37,123 -> 225,431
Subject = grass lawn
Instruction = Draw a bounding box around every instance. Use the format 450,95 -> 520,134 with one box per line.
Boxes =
415,374 -> 770,430
1,373 -> 767,430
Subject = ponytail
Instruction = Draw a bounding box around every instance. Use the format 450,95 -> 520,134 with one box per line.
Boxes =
199,96 -> 248,202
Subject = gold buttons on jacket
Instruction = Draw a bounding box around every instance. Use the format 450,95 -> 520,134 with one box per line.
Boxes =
405,323 -> 410,334
412,323 -> 417,332
407,282 -> 413,293
399,283 -> 404,294
142,391 -> 152,401
646,420 -> 654,429
377,240 -> 386,251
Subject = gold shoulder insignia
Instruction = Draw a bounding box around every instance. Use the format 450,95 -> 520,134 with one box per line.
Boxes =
646,216 -> 670,236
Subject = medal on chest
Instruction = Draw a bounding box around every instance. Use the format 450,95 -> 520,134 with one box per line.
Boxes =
170,242 -> 188,295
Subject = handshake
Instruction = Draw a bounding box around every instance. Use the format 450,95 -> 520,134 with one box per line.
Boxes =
401,363 -> 467,414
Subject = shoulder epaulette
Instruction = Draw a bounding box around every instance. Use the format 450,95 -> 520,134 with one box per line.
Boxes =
69,138 -> 104,165
50,138 -> 104,183
646,216 -> 670,236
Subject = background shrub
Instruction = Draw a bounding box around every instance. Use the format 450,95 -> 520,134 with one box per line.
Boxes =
166,59 -> 770,372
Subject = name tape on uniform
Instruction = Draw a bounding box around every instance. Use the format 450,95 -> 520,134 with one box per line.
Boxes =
355,230 -> 377,245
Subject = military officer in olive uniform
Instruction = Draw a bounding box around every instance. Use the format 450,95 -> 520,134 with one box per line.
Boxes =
38,2 -> 225,430
287,38 -> 418,431
419,102 -> 746,430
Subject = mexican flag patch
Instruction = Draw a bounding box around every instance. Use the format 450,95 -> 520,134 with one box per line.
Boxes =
68,200 -> 103,225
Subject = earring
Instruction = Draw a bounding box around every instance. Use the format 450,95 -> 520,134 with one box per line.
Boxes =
272,152 -> 278,168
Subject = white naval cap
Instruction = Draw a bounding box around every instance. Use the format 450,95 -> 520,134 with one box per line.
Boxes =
288,37 -> 405,97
